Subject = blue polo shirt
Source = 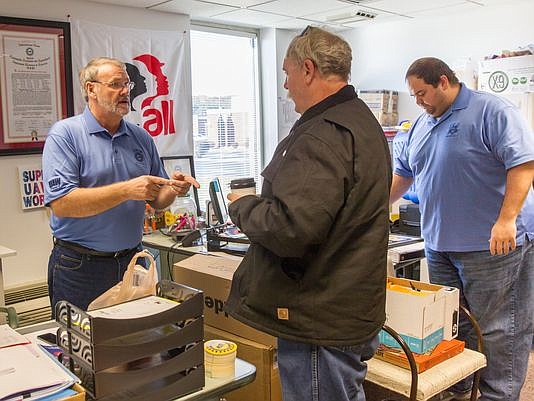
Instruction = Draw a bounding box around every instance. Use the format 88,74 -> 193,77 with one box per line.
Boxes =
43,107 -> 168,252
395,85 -> 534,251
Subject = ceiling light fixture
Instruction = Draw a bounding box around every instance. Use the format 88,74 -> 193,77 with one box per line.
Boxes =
326,9 -> 377,23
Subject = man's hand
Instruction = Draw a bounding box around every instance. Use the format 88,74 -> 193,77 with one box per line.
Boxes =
168,172 -> 200,196
127,175 -> 170,201
227,192 -> 243,203
489,218 -> 517,256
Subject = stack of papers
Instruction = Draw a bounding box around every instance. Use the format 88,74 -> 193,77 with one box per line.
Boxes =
87,295 -> 178,319
0,325 -> 79,401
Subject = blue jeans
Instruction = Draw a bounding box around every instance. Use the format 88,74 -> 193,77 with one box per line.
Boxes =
425,236 -> 534,401
47,243 -> 142,317
277,336 -> 379,401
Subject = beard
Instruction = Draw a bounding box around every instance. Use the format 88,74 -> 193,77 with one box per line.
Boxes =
99,97 -> 130,116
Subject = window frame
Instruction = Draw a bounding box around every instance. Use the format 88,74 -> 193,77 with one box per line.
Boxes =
189,22 -> 264,212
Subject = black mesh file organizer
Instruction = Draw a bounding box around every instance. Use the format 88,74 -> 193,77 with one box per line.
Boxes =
55,280 -> 204,401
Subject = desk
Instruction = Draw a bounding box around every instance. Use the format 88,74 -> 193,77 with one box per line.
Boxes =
18,321 -> 256,401
142,232 -> 213,281
0,245 -> 16,306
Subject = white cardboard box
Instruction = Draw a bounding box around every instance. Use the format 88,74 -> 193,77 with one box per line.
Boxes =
381,277 -> 459,353
478,55 -> 534,94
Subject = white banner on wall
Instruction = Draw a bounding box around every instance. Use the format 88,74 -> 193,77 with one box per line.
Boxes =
18,165 -> 44,210
71,19 -> 192,157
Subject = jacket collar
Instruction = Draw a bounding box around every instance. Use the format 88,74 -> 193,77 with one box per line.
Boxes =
296,85 -> 356,128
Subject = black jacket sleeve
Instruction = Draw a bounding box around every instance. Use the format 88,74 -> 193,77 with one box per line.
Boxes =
229,129 -> 352,258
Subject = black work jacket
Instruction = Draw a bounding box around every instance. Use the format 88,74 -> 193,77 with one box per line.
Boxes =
226,85 -> 392,345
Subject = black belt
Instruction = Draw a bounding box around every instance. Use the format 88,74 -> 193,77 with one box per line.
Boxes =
54,238 -> 138,258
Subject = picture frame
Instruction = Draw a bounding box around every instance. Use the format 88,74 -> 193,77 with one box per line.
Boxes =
0,16 -> 73,156
161,155 -> 201,215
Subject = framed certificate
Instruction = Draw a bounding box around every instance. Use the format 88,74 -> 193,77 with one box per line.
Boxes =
0,16 -> 73,156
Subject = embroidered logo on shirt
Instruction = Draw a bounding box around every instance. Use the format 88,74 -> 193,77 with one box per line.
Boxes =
48,176 -> 61,191
446,122 -> 459,137
134,149 -> 144,162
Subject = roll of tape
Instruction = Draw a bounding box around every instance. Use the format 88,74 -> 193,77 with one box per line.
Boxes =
204,339 -> 237,378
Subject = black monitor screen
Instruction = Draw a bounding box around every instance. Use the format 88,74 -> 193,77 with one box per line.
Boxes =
209,178 -> 228,225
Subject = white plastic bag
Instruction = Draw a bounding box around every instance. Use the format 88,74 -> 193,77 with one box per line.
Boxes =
87,250 -> 158,311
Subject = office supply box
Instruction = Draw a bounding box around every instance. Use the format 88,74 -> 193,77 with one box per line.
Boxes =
375,339 -> 465,373
381,277 -> 459,353
55,281 -> 204,401
173,254 -> 276,347
478,55 -> 534,94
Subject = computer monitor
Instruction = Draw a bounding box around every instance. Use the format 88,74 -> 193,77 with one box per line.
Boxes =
209,178 -> 229,225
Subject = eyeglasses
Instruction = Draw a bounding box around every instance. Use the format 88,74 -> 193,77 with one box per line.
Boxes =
299,25 -> 313,37
91,80 -> 135,91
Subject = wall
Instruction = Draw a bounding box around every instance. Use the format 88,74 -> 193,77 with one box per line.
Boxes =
346,0 -> 534,121
261,28 -> 301,157
0,0 -> 189,288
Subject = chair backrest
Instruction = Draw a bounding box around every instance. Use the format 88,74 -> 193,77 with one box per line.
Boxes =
0,306 -> 19,329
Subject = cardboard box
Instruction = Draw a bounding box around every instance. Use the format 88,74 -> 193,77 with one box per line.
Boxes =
382,277 -> 459,354
359,90 -> 399,113
173,254 -> 277,347
478,55 -> 534,94
204,324 -> 281,401
374,339 -> 465,373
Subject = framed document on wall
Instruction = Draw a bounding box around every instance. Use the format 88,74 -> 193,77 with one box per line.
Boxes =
0,16 -> 73,156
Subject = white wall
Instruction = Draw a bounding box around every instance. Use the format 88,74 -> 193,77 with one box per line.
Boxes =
0,0 -> 189,288
346,0 -> 534,121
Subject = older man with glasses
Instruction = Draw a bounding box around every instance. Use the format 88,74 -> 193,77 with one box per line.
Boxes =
42,57 -> 198,316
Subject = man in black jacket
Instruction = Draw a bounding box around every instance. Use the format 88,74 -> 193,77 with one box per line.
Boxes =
225,26 -> 392,401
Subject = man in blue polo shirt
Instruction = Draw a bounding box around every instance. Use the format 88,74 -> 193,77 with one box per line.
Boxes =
43,57 -> 199,315
390,57 -> 534,401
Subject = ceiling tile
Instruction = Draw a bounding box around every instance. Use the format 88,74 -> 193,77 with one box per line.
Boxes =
88,0 -> 161,7
410,1 -> 480,17
209,8 -> 291,27
204,0 -> 275,7
251,0 -> 349,18
152,0 -> 236,17
368,0 -> 469,15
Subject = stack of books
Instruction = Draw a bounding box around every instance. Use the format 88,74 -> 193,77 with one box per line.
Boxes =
375,338 -> 465,373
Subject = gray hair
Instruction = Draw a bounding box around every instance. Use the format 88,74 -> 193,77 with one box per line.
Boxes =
79,57 -> 126,102
286,26 -> 352,81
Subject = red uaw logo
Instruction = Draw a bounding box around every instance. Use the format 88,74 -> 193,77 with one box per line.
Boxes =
488,70 -> 508,93
125,54 -> 175,137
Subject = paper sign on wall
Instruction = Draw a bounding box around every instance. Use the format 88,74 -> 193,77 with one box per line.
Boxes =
18,165 -> 44,210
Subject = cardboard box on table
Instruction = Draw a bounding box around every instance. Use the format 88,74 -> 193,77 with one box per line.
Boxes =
204,324 -> 282,401
55,281 -> 204,401
358,89 -> 399,126
381,277 -> 459,354
173,254 -> 277,347
173,254 -> 282,401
